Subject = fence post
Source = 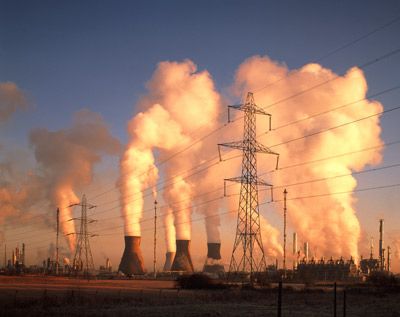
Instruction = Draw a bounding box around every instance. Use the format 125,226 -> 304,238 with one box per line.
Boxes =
333,282 -> 337,317
343,289 -> 346,317
278,280 -> 282,317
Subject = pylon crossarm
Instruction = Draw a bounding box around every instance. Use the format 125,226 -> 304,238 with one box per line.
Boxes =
219,140 -> 279,158
218,141 -> 244,151
228,104 -> 272,117
225,176 -> 272,186
253,141 -> 279,156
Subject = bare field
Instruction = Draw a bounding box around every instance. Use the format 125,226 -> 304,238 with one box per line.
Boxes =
0,275 -> 399,317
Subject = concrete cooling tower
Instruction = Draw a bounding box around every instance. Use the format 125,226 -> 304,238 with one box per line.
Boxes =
171,240 -> 194,272
163,252 -> 176,271
203,242 -> 224,274
118,236 -> 145,275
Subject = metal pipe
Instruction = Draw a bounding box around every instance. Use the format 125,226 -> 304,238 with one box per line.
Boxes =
304,242 -> 309,262
293,232 -> 298,269
56,208 -> 59,275
153,200 -> 157,279
379,219 -> 384,270
283,189 -> 287,278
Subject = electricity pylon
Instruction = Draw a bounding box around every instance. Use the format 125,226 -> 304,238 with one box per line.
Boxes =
68,194 -> 97,275
218,92 -> 279,281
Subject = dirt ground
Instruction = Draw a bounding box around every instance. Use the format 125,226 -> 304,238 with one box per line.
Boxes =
0,275 -> 399,316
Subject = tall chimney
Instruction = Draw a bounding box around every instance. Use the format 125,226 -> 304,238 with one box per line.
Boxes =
387,246 -> 391,272
163,252 -> 176,271
22,243 -> 25,267
369,236 -> 374,259
293,232 -> 298,269
171,240 -> 194,272
379,219 -> 384,270
203,242 -> 224,274
118,236 -> 145,275
304,242 -> 309,262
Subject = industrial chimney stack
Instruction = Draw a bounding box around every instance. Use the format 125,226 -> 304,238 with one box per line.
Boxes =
118,236 -> 145,275
22,243 -> 25,267
387,246 -> 391,272
293,232 -> 298,269
171,240 -> 194,272
304,242 -> 309,263
203,242 -> 225,274
163,252 -> 176,271
379,219 -> 384,270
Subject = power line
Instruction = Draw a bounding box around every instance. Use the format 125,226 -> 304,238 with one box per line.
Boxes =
12,178 -> 400,253
90,87 -> 400,219
4,83 -> 400,240
87,47 -> 400,205
94,138 -> 400,224
98,181 -> 400,237
268,103 -> 400,149
3,115 -> 400,241
90,161 -> 400,236
252,14 -> 400,94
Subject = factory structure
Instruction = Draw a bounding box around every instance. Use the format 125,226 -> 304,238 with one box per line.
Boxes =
293,218 -> 392,282
1,217 -> 395,282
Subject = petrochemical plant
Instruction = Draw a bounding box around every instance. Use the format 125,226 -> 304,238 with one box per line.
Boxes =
0,93 -> 397,284
1,217 -> 394,284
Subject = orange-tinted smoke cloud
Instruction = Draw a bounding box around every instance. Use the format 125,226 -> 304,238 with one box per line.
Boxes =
232,55 -> 383,260
0,82 -> 28,123
30,109 -> 120,251
120,60 -> 221,249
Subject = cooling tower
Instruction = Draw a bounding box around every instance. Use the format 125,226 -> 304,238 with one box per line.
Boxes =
203,242 -> 225,274
163,252 -> 176,271
171,240 -> 194,272
118,236 -> 145,275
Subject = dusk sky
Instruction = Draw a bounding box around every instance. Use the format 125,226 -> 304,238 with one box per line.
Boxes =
1,1 -> 400,272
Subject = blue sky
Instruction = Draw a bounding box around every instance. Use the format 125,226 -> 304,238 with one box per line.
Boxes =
1,0 -> 400,268
2,0 -> 400,142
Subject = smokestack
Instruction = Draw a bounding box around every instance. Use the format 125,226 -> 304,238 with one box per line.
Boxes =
379,219 -> 384,270
293,233 -> 297,255
163,252 -> 176,271
203,242 -> 224,274
304,242 -> 309,262
118,236 -> 145,275
171,240 -> 194,272
22,243 -> 25,267
293,232 -> 298,269
370,236 -> 374,259
387,246 -> 391,272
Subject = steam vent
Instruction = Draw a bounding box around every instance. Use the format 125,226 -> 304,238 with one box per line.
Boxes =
163,252 -> 176,271
118,236 -> 145,275
203,242 -> 225,274
171,240 -> 194,272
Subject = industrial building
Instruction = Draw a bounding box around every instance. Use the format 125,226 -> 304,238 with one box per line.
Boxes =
296,257 -> 358,281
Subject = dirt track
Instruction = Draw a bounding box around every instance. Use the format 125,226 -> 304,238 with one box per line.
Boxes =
0,275 -> 399,317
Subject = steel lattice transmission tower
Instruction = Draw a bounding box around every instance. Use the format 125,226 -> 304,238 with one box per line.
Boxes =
68,194 -> 97,274
218,92 -> 279,279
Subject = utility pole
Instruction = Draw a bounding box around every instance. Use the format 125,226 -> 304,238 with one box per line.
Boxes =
153,200 -> 157,279
219,92 -> 279,282
68,194 -> 96,276
283,189 -> 287,279
369,236 -> 374,259
4,244 -> 6,269
379,219 -> 384,270
56,208 -> 59,275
